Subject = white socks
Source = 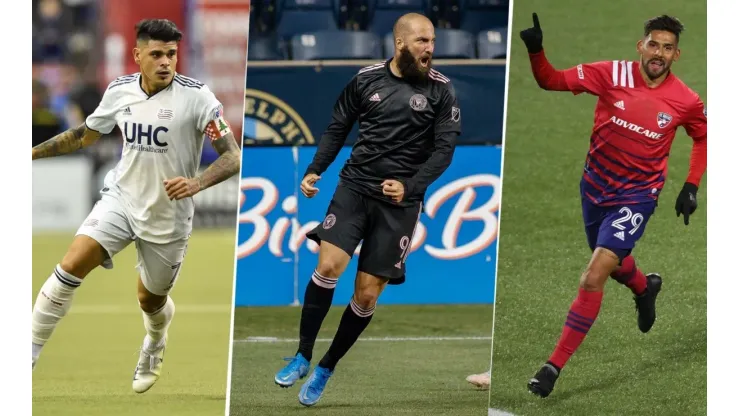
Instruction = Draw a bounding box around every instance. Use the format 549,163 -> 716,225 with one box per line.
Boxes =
32,265 -> 83,359
142,296 -> 175,348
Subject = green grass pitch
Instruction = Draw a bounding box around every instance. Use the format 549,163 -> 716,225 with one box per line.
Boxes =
489,1 -> 706,415
32,230 -> 236,416
228,305 -> 493,415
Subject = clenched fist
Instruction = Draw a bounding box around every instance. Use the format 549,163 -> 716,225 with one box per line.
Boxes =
301,173 -> 321,198
381,179 -> 405,203
164,177 -> 201,200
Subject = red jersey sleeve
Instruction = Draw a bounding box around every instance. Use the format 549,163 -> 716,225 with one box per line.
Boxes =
562,61 -> 614,96
682,95 -> 707,186
683,95 -> 707,139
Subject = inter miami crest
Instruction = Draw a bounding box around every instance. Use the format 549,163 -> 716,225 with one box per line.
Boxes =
657,112 -> 673,129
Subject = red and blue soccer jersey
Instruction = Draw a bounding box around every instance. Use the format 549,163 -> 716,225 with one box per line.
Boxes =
530,52 -> 707,207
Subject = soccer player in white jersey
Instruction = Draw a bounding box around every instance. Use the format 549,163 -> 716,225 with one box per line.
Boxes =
30,19 -> 241,393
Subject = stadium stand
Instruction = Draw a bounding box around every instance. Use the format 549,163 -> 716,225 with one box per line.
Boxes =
248,0 -> 509,60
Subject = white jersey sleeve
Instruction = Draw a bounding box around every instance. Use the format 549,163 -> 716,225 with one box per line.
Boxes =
86,79 -> 126,134
194,85 -> 224,133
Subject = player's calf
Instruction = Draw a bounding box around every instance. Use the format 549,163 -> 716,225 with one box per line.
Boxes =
31,236 -> 106,368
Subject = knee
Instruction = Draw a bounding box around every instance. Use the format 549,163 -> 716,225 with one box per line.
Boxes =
138,291 -> 166,313
316,258 -> 345,279
353,286 -> 381,309
579,267 -> 607,292
59,255 -> 91,279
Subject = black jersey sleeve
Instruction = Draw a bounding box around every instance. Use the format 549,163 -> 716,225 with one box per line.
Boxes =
401,131 -> 457,200
305,76 -> 362,177
434,85 -> 462,135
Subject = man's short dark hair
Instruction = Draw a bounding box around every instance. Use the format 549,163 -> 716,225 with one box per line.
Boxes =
644,15 -> 684,44
136,19 -> 183,43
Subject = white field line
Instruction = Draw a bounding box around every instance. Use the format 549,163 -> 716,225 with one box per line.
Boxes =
488,409 -> 518,416
234,336 -> 492,343
68,304 -> 230,314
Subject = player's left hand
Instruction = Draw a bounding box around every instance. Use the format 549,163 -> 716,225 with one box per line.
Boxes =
381,180 -> 405,203
674,182 -> 699,226
164,177 -> 202,201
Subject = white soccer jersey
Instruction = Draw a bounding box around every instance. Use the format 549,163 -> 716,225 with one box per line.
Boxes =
86,73 -> 224,243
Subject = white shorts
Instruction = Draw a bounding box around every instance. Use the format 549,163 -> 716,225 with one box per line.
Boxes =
76,194 -> 189,296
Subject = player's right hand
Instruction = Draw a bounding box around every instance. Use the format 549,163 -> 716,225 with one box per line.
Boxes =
675,182 -> 699,226
520,12 -> 543,54
301,173 -> 321,198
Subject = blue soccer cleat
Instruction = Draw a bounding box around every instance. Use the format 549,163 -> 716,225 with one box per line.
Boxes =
298,365 -> 333,407
274,353 -> 310,388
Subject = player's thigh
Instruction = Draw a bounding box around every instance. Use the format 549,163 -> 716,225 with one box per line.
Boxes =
596,202 -> 656,259
67,195 -> 135,277
581,198 -> 604,251
358,201 -> 423,285
307,185 -> 367,266
135,237 -> 189,297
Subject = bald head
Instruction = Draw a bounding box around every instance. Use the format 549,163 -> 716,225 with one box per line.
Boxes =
392,13 -> 433,41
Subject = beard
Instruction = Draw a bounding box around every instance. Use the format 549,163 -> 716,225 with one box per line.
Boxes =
641,57 -> 671,80
397,46 -> 432,83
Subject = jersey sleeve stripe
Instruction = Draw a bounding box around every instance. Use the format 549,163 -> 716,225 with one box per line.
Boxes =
174,74 -> 204,86
173,78 -> 203,89
358,63 -> 385,74
429,69 -> 450,82
612,60 -> 619,86
428,73 -> 449,83
620,60 -> 627,88
627,61 -> 634,88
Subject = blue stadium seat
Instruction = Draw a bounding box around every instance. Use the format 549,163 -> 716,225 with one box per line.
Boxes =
250,0 -> 279,35
460,0 -> 508,34
277,0 -> 339,39
432,29 -> 475,59
291,31 -> 382,60
383,33 -> 395,58
368,0 -> 427,37
248,35 -> 286,61
477,27 -> 507,59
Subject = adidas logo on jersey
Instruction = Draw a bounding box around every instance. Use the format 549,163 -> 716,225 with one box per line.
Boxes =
613,231 -> 625,241
614,101 -> 625,110
370,93 -> 381,102
122,107 -> 132,116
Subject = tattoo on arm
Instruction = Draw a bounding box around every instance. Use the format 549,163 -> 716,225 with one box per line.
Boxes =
32,124 -> 97,160
195,132 -> 241,190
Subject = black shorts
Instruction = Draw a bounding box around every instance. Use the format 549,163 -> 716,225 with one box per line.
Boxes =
306,185 -> 422,285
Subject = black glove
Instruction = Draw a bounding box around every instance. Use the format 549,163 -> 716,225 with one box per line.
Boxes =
520,12 -> 543,54
675,182 -> 699,226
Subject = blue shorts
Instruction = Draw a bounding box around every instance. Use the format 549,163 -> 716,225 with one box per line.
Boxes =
582,198 -> 656,260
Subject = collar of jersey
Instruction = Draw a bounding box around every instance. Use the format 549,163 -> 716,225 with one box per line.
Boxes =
138,73 -> 175,100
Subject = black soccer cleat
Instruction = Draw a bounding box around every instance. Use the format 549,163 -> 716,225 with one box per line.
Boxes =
527,363 -> 559,398
634,273 -> 663,333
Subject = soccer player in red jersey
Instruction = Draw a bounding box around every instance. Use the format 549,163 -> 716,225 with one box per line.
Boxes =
518,14 -> 707,397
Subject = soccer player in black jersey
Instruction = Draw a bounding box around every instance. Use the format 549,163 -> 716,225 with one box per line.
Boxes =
273,13 -> 462,407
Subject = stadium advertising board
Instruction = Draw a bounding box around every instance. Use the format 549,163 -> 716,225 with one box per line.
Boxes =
235,146 -> 501,306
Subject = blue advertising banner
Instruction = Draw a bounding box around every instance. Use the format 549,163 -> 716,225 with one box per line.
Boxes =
235,145 -> 501,306
243,62 -> 506,146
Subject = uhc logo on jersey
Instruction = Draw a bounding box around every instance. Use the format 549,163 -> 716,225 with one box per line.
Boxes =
123,122 -> 169,153
243,89 -> 315,146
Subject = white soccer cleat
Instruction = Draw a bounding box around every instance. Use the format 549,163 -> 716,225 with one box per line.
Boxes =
132,335 -> 167,394
466,370 -> 491,389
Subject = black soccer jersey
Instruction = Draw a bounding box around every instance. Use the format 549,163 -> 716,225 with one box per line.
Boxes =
305,59 -> 461,207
